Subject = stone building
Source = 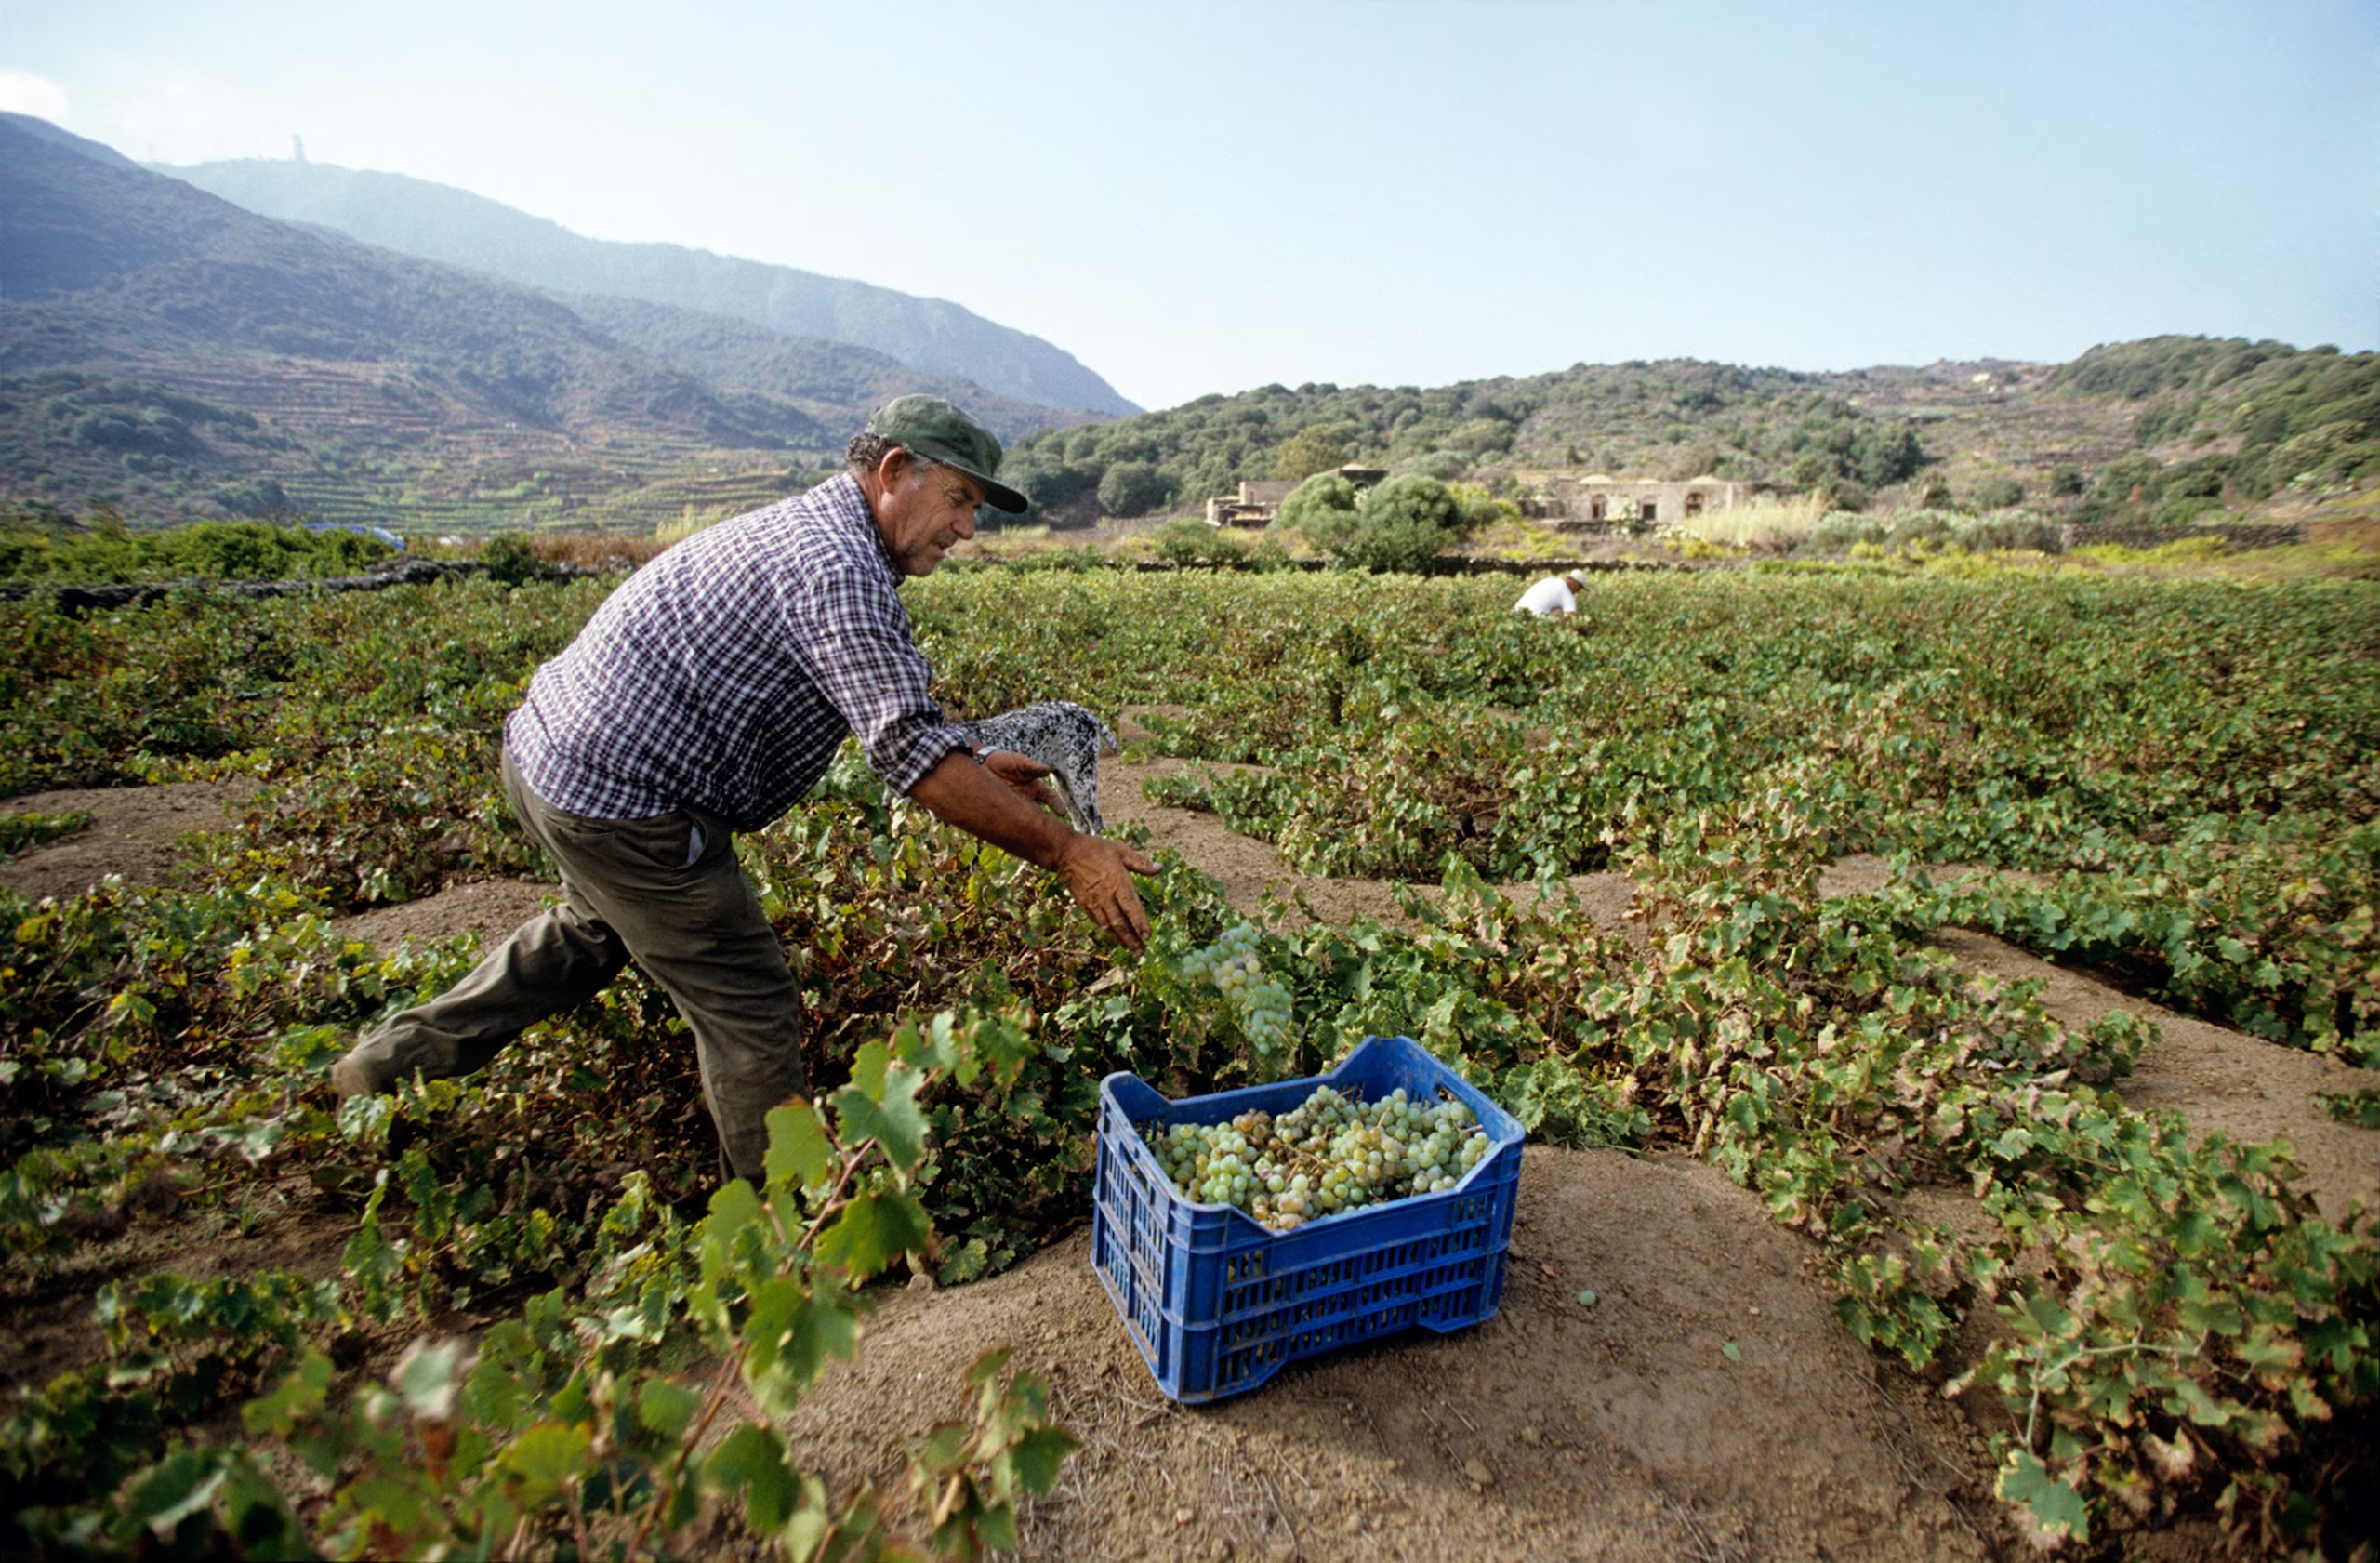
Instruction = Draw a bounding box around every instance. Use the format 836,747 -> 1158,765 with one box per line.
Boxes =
1205,479 -> 1298,528
1204,466 -> 1389,527
1521,472 -> 1752,529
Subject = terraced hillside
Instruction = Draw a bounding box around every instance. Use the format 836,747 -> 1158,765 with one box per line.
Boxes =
0,114 -> 1084,534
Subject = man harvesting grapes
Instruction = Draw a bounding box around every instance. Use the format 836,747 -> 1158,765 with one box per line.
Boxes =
1514,571 -> 1585,616
329,396 -> 1155,1178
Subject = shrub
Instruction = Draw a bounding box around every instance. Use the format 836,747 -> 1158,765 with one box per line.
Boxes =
1971,475 -> 2025,510
1798,511 -> 1891,554
1448,483 -> 1520,532
1403,450 -> 1473,482
1359,474 -> 1461,536
208,478 -> 291,520
479,532 -> 541,587
0,521 -> 390,583
1152,518 -> 1248,566
1096,461 -> 1175,519
1270,425 -> 1352,483
1298,474 -> 1468,574
1825,479 -> 1871,513
1276,472 -> 1360,535
1443,417 -> 1515,457
1885,510 -> 1954,548
72,408 -> 189,455
1951,510 -> 2059,551
1311,513 -> 1448,574
1667,495 -> 1826,550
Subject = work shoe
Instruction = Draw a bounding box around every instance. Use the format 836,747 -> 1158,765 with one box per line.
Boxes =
328,1046 -> 386,1100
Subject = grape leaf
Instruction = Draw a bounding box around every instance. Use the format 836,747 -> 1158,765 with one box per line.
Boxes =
638,1377 -> 703,1438
763,1101 -> 833,1190
814,1190 -> 930,1279
500,1422 -> 593,1508
1996,1450 -> 2089,1544
834,1060 -> 929,1174
705,1424 -> 798,1533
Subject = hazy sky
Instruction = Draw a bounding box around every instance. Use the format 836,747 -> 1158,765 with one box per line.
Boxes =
5,1 -> 2373,410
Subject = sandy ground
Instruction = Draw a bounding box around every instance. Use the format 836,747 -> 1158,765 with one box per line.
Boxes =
4,738 -> 2372,1559
786,1150 -> 1997,1563
333,877 -> 554,948
0,780 -> 257,902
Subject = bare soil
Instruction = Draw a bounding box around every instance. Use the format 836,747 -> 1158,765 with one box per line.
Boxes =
787,1151 -> 1999,1563
0,1182 -> 348,1395
0,781 -> 256,902
331,877 -> 554,948
6,755 -> 2370,1560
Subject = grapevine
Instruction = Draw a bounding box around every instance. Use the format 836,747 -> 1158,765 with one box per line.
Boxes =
1141,1084 -> 1491,1230
0,562 -> 2373,1553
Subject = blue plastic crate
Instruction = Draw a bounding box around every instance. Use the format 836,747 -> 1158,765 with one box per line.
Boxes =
1091,1034 -> 1525,1403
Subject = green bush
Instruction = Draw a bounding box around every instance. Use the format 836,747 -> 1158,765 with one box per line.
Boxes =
1971,475 -> 2025,510
1095,461 -> 1175,519
0,521 -> 389,584
1297,474 -> 1468,574
478,532 -> 541,587
1448,483 -> 1520,531
0,810 -> 88,860
1270,425 -> 1351,483
1276,472 -> 1360,535
1797,511 -> 1891,554
1404,450 -> 1473,482
1152,518 -> 1248,566
1886,510 -> 1955,547
1359,474 -> 1461,535
1951,511 -> 2059,551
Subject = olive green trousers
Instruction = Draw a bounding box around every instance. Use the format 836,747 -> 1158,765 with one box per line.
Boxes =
336,748 -> 808,1178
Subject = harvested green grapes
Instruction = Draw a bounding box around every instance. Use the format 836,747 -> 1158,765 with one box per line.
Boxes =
1140,1083 -> 1492,1230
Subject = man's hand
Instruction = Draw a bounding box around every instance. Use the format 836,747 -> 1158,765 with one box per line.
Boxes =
981,748 -> 1065,818
1055,834 -> 1158,952
908,747 -> 1157,952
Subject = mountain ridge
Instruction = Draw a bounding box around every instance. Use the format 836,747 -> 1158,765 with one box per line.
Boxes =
0,114 -> 1085,531
155,157 -> 1139,418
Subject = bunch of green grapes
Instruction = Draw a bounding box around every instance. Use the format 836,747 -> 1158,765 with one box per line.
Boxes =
1141,1084 -> 1493,1231
1178,921 -> 1294,1063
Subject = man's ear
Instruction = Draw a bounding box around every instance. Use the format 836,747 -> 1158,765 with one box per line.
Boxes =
875,446 -> 917,491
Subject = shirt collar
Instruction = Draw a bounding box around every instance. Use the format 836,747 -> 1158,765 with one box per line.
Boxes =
823,471 -> 905,584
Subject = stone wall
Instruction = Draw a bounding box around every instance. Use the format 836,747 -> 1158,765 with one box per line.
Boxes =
1532,476 -> 1749,527
2059,522 -> 2305,551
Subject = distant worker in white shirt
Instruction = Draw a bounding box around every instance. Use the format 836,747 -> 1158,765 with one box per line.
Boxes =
1514,572 -> 1585,616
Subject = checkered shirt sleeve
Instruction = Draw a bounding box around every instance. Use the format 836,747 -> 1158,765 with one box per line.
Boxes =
506,474 -> 971,830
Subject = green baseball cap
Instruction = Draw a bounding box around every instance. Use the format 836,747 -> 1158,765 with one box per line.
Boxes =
866,395 -> 1029,513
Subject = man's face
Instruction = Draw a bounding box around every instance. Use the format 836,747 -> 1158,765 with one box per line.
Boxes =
874,451 -> 983,577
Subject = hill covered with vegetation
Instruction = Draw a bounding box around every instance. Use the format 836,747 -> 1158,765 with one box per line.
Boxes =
0,114 -> 1087,534
2045,336 -> 2380,524
1002,361 -> 1929,523
7,115 -> 2370,543
996,339 -> 2375,532
158,156 -> 1140,418
554,292 -> 1086,444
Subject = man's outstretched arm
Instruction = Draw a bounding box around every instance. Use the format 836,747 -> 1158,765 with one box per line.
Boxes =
906,748 -> 1156,951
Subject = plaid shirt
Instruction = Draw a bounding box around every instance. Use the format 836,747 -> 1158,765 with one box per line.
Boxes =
506,473 -> 970,831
